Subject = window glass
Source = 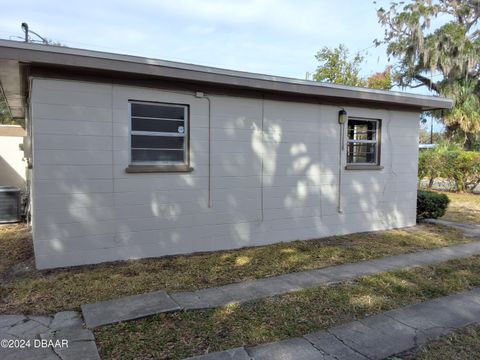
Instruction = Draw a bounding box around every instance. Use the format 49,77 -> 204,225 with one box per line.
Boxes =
130,102 -> 188,164
346,119 -> 380,165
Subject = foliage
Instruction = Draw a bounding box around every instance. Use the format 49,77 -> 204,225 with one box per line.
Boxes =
418,142 -> 480,192
417,190 -> 450,219
313,44 -> 393,90
376,0 -> 480,149
0,89 -> 24,126
442,77 -> 480,148
0,98 -> 12,124
419,128 -> 444,144
313,44 -> 366,87
366,65 -> 393,90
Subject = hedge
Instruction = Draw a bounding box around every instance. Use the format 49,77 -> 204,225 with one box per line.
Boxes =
417,190 -> 450,220
418,148 -> 480,192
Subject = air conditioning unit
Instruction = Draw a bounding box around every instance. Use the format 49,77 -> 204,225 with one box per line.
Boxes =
0,187 -> 21,223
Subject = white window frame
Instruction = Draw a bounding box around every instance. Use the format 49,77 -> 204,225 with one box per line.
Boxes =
346,118 -> 381,165
128,101 -> 189,166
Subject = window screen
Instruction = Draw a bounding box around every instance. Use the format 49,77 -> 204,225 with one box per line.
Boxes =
130,102 -> 188,164
346,118 -> 380,164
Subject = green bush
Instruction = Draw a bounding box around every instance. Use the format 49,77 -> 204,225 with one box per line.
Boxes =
417,190 -> 450,219
418,144 -> 480,192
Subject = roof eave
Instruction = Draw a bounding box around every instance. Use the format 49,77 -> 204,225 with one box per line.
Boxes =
0,39 -> 453,112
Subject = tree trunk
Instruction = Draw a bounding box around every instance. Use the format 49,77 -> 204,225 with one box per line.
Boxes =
464,132 -> 476,151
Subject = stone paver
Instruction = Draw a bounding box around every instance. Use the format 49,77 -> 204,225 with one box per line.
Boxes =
188,287 -> 480,360
246,338 -> 325,360
0,311 -> 99,360
187,347 -> 251,360
82,289 -> 181,328
304,331 -> 368,360
171,241 -> 480,311
81,240 -> 480,327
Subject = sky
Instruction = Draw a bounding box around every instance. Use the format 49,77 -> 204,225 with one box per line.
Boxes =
0,0 -> 442,131
0,0 -> 395,79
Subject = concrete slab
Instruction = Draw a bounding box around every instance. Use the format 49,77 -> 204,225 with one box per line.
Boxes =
0,315 -> 26,329
6,319 -> 50,338
386,290 -> 480,336
171,287 -> 235,310
250,277 -> 305,297
277,271 -> 328,288
26,316 -> 51,328
186,347 -> 251,360
304,331 -> 368,360
170,291 -> 209,310
328,314 -> 417,360
246,338 -> 324,360
2,346 -> 60,360
0,311 -> 99,360
193,288 -> 480,360
53,340 -> 101,360
219,281 -> 270,304
193,287 -> 237,308
50,311 -> 82,330
77,238 -> 480,328
81,290 -> 181,328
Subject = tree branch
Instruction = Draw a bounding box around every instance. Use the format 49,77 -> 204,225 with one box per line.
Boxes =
414,74 -> 440,93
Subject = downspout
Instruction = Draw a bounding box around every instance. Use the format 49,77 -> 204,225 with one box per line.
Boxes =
338,109 -> 347,214
260,96 -> 265,222
195,92 -> 212,208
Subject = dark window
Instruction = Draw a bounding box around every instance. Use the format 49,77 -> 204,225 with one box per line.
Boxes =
130,102 -> 188,164
346,119 -> 380,164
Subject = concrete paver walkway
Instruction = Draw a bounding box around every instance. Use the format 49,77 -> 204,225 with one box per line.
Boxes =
82,240 -> 480,328
0,311 -> 100,360
187,287 -> 480,360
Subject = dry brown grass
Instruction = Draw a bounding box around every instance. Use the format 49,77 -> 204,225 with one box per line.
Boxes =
439,191 -> 480,225
95,256 -> 480,359
0,222 -> 472,315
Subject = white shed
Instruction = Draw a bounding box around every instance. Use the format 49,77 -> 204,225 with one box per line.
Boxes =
0,40 -> 452,269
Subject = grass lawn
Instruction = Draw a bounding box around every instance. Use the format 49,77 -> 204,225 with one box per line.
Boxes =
410,324 -> 480,360
0,222 -> 473,315
439,191 -> 480,225
95,256 -> 480,359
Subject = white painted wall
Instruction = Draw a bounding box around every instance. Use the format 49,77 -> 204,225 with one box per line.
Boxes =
30,78 -> 420,269
0,126 -> 26,189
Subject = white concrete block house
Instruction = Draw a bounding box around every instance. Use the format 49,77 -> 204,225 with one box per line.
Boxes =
0,40 -> 452,269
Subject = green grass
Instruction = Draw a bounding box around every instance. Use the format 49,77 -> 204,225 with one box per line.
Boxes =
440,191 -> 480,225
95,256 -> 480,360
0,223 -> 474,315
410,324 -> 480,359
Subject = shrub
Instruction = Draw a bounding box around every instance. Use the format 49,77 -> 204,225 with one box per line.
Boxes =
418,149 -> 444,187
418,143 -> 480,192
417,190 -> 450,220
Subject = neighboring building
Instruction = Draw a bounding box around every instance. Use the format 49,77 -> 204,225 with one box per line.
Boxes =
0,124 -> 26,189
0,40 -> 452,269
419,143 -> 437,151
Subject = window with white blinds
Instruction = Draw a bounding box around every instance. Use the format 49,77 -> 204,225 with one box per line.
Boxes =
129,101 -> 188,165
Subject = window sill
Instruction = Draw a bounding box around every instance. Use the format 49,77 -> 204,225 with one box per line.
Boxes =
125,164 -> 194,173
345,165 -> 384,171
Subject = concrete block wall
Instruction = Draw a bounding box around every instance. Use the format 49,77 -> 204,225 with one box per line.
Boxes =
31,78 -> 419,269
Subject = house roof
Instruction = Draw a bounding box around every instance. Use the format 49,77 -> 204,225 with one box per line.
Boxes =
0,39 -> 453,119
